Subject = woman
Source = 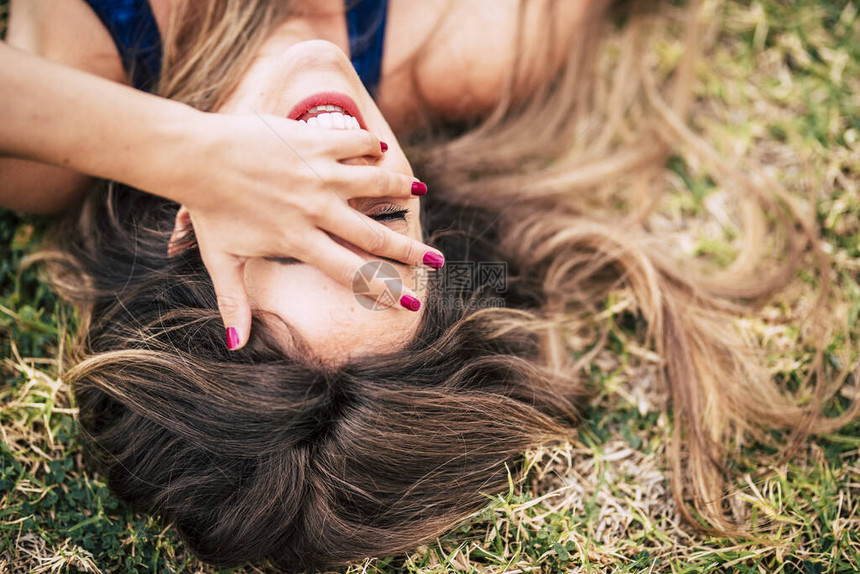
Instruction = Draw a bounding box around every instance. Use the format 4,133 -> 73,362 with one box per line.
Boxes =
2,0 -> 596,350
29,0 -> 859,572
1,0 -> 446,350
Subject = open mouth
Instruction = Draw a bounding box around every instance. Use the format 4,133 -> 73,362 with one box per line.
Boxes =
287,91 -> 367,130
299,104 -> 361,129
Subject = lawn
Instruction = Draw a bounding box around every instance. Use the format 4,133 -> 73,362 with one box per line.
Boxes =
1,0 -> 858,572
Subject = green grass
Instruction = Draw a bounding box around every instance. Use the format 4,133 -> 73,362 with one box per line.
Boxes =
2,1 -> 859,572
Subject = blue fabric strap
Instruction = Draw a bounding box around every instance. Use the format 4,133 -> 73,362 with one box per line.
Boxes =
85,0 -> 385,97
84,0 -> 162,92
345,0 -> 388,98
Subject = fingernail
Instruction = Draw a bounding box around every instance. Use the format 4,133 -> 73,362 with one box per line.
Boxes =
423,252 -> 445,269
380,141 -> 389,152
411,181 -> 427,196
400,294 -> 421,312
226,327 -> 240,350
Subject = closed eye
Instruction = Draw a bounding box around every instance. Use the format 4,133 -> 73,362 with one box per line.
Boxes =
368,207 -> 408,222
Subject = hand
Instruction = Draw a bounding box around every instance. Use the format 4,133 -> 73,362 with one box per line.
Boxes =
161,111 -> 443,351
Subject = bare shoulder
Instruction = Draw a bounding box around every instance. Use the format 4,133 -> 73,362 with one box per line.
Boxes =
379,0 -> 595,130
7,0 -> 127,83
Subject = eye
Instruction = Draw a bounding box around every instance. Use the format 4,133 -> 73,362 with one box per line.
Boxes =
368,206 -> 408,223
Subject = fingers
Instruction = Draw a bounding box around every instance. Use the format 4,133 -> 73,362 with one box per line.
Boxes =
258,114 -> 386,159
332,164 -> 427,199
320,205 -> 445,270
298,231 -> 425,313
316,127 -> 388,160
197,247 -> 253,351
167,206 -> 193,257
269,117 -> 426,199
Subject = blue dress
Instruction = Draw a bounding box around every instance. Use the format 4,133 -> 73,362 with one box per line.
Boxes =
84,0 -> 388,96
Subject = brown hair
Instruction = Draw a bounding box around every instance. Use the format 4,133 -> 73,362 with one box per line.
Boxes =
41,0 -> 857,571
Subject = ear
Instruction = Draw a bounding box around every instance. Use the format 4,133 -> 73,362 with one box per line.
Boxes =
167,205 -> 194,257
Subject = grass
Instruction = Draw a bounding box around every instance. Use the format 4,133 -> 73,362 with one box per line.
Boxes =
1,0 -> 859,572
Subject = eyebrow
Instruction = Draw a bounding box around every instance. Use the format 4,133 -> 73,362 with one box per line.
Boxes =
265,256 -> 302,266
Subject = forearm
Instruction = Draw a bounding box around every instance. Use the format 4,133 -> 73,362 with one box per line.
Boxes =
0,41 -> 197,202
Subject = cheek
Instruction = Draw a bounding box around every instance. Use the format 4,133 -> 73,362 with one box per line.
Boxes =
217,59 -> 282,114
244,261 -> 425,360
245,261 -> 347,325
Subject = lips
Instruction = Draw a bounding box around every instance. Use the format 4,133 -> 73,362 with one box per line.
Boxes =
287,91 -> 368,130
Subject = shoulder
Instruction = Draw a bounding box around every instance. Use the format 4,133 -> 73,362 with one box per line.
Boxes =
7,0 -> 128,83
379,0 -> 599,129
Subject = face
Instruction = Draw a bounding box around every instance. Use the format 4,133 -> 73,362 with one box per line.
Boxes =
214,36 -> 427,361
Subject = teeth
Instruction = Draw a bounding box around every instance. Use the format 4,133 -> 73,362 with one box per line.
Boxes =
307,104 -> 344,115
310,111 -> 359,130
318,113 -> 333,128
299,105 -> 361,130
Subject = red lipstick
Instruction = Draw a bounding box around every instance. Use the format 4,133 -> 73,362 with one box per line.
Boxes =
287,91 -> 367,130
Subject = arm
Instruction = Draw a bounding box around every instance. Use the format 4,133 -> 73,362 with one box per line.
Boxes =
0,45 -> 442,352
1,0 -> 128,212
0,41 -> 197,199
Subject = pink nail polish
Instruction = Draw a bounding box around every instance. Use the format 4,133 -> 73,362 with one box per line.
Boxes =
226,327 -> 240,350
400,294 -> 421,312
380,141 -> 389,152
423,252 -> 445,269
411,181 -> 427,196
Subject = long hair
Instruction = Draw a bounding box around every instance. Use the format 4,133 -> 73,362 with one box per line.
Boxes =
40,0 -> 857,571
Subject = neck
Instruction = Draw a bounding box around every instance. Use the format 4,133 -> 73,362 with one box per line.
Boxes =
252,0 -> 351,61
